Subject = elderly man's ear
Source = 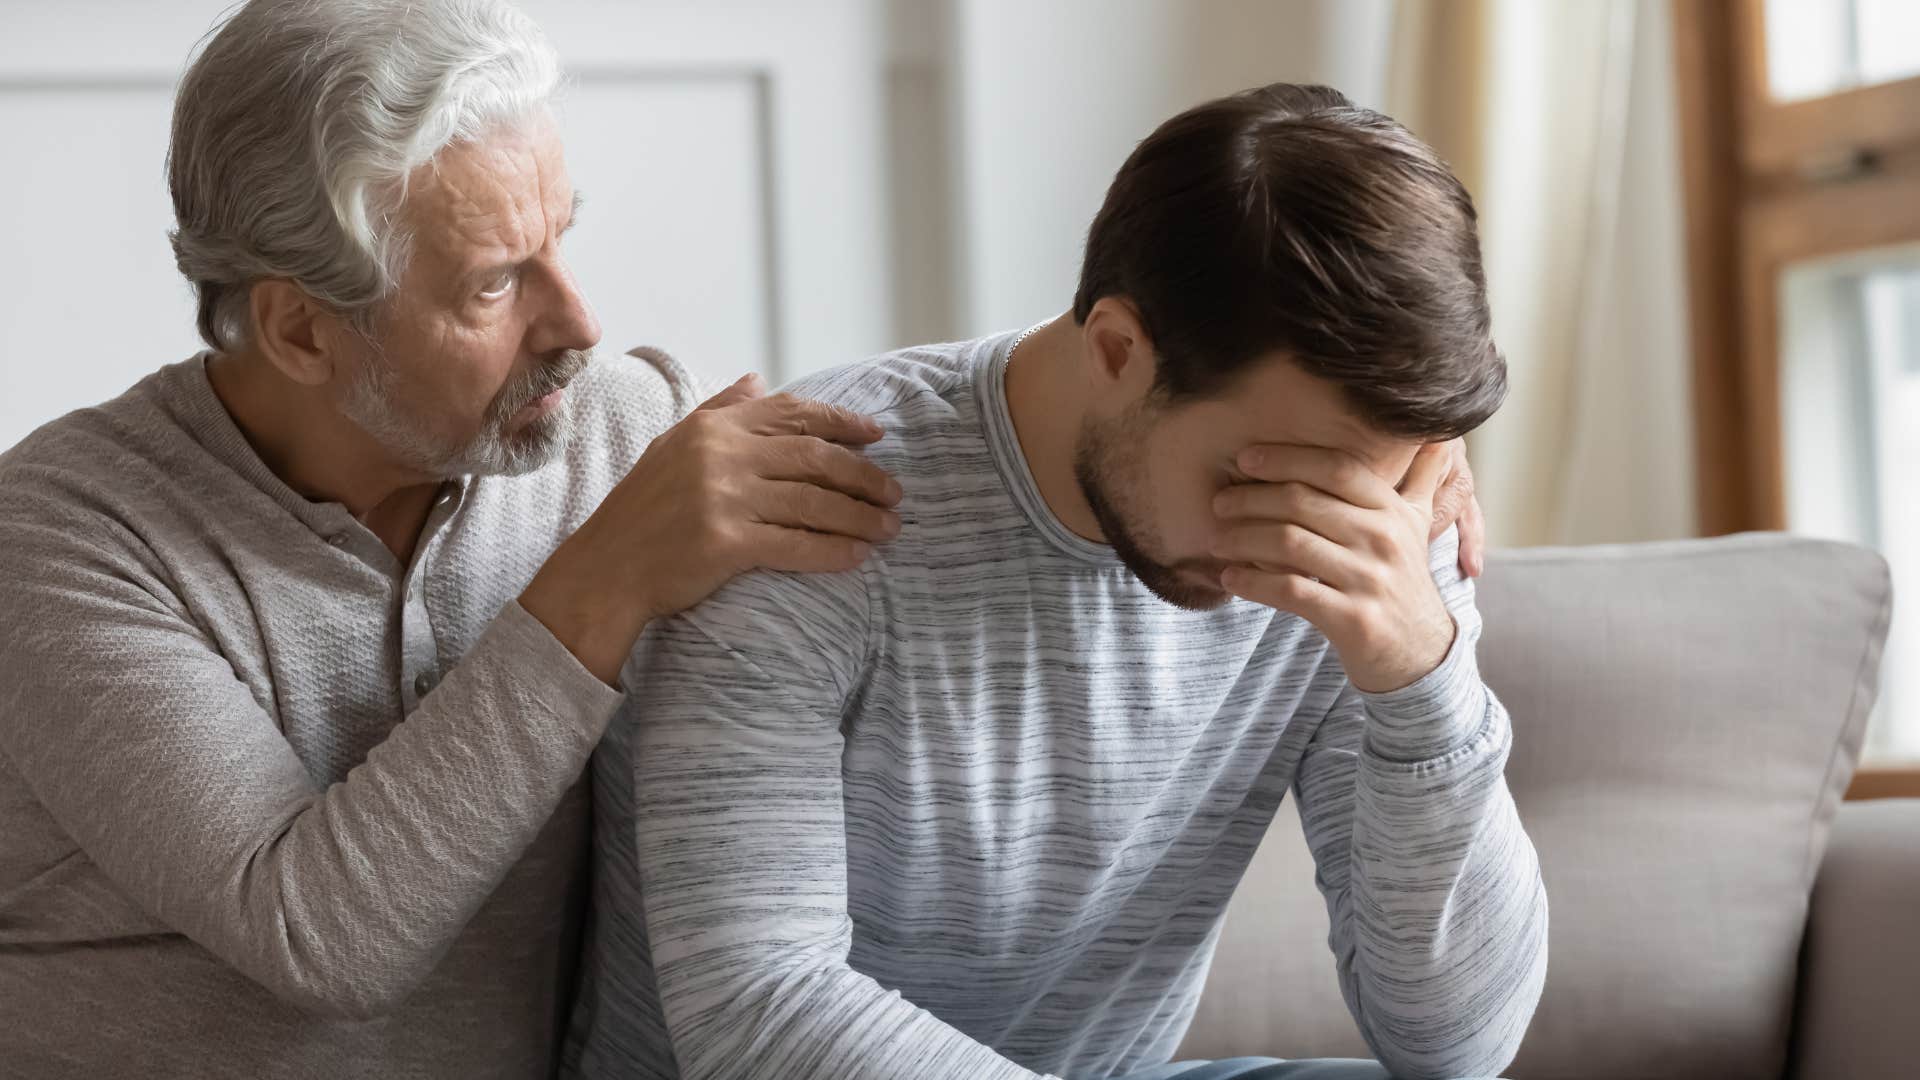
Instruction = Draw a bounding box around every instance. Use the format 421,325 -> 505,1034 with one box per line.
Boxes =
248,279 -> 346,389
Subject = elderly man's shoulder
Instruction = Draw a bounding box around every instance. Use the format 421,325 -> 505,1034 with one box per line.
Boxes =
574,345 -> 705,447
0,366 -> 184,514
0,365 -> 209,594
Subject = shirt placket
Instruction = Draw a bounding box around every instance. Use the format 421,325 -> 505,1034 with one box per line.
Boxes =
398,480 -> 466,713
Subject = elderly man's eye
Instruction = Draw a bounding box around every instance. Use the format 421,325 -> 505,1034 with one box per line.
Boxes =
478,269 -> 518,298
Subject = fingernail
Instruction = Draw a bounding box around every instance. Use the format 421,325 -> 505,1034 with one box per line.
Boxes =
882,512 -> 901,537
1239,448 -> 1264,471
886,479 -> 904,503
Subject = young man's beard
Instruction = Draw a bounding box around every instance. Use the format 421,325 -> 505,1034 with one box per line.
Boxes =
1072,407 -> 1232,613
343,344 -> 592,478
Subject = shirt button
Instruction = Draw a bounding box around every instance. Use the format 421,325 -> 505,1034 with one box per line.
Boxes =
414,671 -> 437,696
326,534 -> 347,547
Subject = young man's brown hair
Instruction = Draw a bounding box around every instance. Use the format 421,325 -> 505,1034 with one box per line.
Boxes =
1073,82 -> 1507,441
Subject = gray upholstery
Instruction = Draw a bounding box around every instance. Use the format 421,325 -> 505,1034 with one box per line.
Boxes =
1789,798 -> 1920,1080
1177,533 -> 1899,1080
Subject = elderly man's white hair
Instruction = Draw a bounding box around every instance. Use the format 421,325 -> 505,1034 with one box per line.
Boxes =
168,0 -> 562,352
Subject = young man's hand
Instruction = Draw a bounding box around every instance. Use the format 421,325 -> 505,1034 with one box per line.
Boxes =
1211,442 -> 1459,694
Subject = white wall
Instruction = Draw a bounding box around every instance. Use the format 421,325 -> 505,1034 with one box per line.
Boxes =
0,0 -> 904,450
4,0 -> 1703,565
940,0 -> 1395,336
0,2 -> 216,453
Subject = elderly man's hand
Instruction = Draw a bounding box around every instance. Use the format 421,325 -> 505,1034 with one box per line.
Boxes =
520,373 -> 899,685
1431,437 -> 1486,578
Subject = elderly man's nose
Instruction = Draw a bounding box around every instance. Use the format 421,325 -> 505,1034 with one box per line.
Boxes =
533,261 -> 600,353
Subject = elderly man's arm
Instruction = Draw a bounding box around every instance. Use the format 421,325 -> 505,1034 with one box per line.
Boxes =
1290,529 -> 1549,1080
0,380 -> 898,1020
0,493 -> 611,1019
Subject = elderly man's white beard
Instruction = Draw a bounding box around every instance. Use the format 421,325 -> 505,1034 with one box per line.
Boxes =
342,345 -> 591,478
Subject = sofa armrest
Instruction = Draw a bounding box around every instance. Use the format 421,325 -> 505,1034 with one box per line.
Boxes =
1789,798 -> 1920,1080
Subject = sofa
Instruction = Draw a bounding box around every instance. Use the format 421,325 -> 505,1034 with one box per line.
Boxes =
1176,532 -> 1915,1079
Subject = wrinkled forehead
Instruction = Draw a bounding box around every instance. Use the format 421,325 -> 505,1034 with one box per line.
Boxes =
401,115 -> 573,264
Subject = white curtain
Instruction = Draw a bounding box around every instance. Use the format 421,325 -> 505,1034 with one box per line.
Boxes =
931,0 -> 1699,548
1388,0 -> 1699,547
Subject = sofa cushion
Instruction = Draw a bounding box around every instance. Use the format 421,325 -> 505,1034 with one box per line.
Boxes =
1178,533 -> 1892,1080
1788,798 -> 1920,1080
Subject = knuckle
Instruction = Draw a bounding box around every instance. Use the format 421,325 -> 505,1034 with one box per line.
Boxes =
694,513 -> 732,551
1350,608 -> 1384,649
807,440 -> 844,472
834,453 -> 877,490
1280,574 -> 1312,602
797,485 -> 833,525
684,409 -> 729,447
676,410 -> 712,439
1352,562 -> 1385,593
804,533 -> 865,568
837,537 -> 873,566
1367,522 -> 1399,556
700,486 -> 737,528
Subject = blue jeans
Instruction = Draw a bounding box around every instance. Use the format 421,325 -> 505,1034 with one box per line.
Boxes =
1111,1059 -> 1498,1080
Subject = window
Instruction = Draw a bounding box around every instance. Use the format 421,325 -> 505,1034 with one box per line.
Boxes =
1673,0 -> 1920,785
1779,251 -> 1920,761
1765,0 -> 1920,102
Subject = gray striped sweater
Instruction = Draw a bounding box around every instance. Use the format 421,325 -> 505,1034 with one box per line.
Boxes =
566,330 -> 1548,1080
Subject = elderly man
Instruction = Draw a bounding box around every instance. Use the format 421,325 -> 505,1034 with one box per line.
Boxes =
0,2 -> 903,1077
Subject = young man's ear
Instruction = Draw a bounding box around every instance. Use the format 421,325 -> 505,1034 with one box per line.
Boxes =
248,279 -> 344,388
1078,296 -> 1158,397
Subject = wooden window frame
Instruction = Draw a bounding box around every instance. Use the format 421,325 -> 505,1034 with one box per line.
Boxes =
1673,0 -> 1920,799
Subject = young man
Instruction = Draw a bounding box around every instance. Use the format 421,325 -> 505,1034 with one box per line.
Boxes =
568,85 -> 1547,1080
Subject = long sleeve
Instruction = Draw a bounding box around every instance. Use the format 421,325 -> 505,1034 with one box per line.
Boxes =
0,505 -> 622,1020
626,570 -> 1054,1080
1291,528 -> 1549,1080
